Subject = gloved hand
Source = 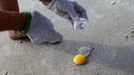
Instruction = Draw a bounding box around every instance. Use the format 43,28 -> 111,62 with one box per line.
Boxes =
27,11 -> 63,44
40,0 -> 89,30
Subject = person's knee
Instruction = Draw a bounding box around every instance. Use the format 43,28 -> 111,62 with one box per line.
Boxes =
0,0 -> 19,11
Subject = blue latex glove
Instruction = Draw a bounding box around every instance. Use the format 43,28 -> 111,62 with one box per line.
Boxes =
27,11 -> 63,44
40,0 -> 89,30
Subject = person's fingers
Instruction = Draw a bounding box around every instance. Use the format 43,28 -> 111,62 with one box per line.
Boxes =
63,14 -> 74,24
74,2 -> 88,21
57,0 -> 78,21
27,11 -> 63,44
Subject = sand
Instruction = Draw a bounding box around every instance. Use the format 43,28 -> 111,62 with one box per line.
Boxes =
0,0 -> 134,75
